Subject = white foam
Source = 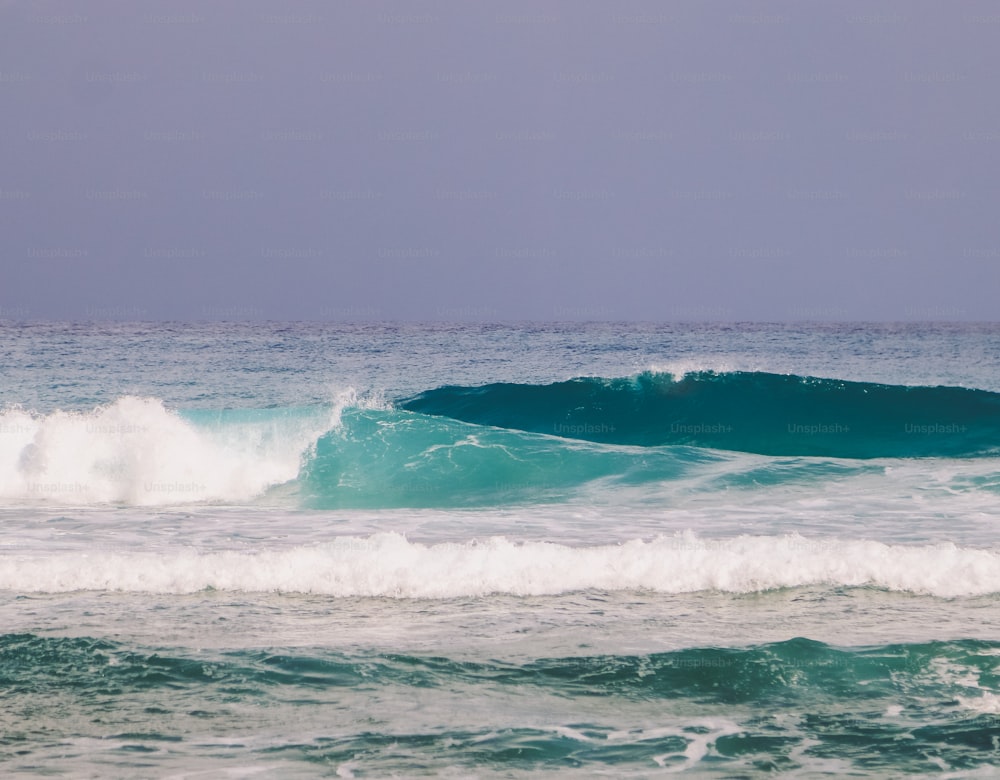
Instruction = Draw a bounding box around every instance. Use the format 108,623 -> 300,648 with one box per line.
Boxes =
956,692 -> 1000,715
3,532 -> 1000,598
639,719 -> 742,772
648,359 -> 744,379
0,396 -> 337,505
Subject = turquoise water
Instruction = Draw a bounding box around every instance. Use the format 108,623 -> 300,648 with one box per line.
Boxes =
4,632 -> 1000,776
401,371 -> 1000,457
1,322 -> 1000,776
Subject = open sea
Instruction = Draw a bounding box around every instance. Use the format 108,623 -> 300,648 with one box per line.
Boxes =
2,320 -> 1000,778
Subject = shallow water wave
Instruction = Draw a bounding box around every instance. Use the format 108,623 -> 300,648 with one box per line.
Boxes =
3,633 -> 1000,776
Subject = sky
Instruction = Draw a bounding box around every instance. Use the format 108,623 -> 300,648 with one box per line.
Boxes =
1,0 -> 998,322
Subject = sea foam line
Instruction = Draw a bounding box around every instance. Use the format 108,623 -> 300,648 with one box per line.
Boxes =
2,533 -> 999,598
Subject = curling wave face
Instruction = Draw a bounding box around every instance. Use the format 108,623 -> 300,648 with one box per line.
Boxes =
401,370 -> 1000,458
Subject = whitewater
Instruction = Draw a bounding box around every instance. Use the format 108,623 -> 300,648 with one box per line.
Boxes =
2,321 -> 1000,777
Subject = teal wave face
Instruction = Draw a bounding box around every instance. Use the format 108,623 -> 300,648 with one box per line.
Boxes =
295,408 -> 722,509
400,371 -> 1000,458
5,634 -> 1000,776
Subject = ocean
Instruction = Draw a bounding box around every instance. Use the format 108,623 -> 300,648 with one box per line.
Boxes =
1,321 -> 999,777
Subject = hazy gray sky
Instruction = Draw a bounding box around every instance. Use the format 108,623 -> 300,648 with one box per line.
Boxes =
1,0 -> 998,321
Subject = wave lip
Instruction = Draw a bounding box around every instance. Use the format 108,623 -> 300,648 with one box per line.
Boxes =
4,533 -> 1000,598
400,371 -> 1000,458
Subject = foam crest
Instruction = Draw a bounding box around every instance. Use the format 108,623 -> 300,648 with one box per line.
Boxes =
329,387 -> 391,417
647,359 -> 742,379
3,533 -> 999,598
0,397 -> 336,505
